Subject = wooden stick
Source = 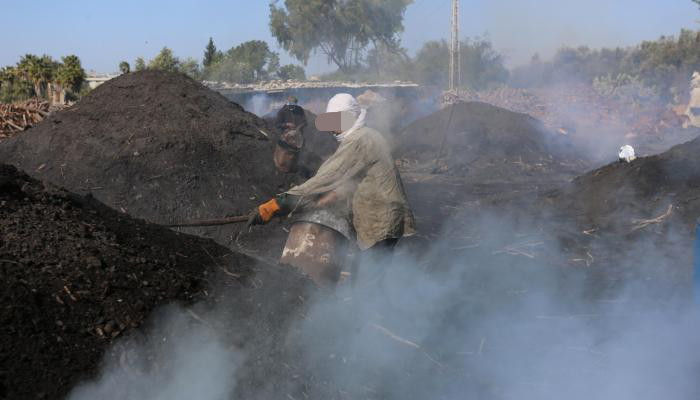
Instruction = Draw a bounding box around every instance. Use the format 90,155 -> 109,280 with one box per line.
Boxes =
369,323 -> 420,349
165,215 -> 249,227
631,204 -> 673,231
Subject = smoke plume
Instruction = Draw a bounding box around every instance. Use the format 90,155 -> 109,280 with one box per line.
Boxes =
68,305 -> 241,400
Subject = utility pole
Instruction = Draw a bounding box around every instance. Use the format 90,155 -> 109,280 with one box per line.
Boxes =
449,0 -> 460,91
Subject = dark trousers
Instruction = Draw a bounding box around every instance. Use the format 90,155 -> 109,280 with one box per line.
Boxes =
350,238 -> 398,289
361,238 -> 398,266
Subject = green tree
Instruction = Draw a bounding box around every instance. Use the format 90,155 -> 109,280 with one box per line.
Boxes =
208,57 -> 254,83
412,37 -> 509,90
134,57 -> 146,71
16,54 -> 37,82
119,61 -> 130,74
277,64 -> 306,80
56,55 -> 85,94
365,42 -> 412,80
208,40 -> 280,82
269,0 -> 413,72
461,36 -> 509,90
148,47 -> 180,72
3,61 -> 36,101
179,57 -> 201,79
510,28 -> 700,101
18,54 -> 57,99
203,37 -> 218,67
413,41 -> 449,87
229,40 -> 277,80
0,67 -> 17,101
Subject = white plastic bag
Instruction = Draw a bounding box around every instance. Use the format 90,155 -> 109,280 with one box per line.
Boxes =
618,145 -> 636,163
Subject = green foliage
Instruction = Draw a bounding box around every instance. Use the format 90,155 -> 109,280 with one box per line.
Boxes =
207,56 -> 255,83
15,54 -> 58,98
133,48 -> 201,79
592,73 -> 660,106
511,29 -> 700,101
179,57 -> 202,79
78,82 -> 92,98
411,37 -> 509,89
269,0 -> 413,72
119,61 -> 130,74
148,47 -> 180,72
412,41 -> 449,87
0,66 -> 33,103
207,40 -> 280,83
203,37 -> 218,68
277,64 -> 306,80
317,35 -> 508,89
134,57 -> 146,71
55,55 -> 85,93
1,53 -> 87,103
365,42 -> 413,80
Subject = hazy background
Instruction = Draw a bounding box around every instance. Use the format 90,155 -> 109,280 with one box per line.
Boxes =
3,0 -> 697,74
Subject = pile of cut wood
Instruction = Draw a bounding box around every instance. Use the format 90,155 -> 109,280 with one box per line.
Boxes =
0,99 -> 51,139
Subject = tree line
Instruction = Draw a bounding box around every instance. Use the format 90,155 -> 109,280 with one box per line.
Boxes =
0,54 -> 85,103
125,38 -> 306,84
511,29 -> 700,102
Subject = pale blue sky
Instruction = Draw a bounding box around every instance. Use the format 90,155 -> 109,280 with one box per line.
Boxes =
2,0 -> 698,74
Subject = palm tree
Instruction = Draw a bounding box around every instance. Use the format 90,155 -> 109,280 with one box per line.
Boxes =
36,55 -> 57,99
0,67 -> 12,91
17,54 -> 56,99
55,55 -> 85,102
16,54 -> 37,82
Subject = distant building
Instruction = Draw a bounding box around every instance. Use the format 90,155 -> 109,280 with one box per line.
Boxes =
85,73 -> 118,89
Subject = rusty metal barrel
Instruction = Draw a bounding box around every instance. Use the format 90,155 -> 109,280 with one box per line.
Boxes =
280,209 -> 352,288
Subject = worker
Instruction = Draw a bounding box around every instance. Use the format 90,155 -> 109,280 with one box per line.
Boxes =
275,95 -> 306,132
249,93 -> 415,263
273,95 -> 312,176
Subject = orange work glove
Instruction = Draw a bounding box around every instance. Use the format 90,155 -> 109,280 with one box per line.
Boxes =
258,198 -> 281,223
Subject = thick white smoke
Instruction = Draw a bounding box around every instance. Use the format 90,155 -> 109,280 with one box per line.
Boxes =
66,207 -> 700,400
286,210 -> 700,400
68,305 -> 241,400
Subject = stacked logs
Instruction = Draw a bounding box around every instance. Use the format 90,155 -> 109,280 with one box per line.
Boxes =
0,99 -> 51,139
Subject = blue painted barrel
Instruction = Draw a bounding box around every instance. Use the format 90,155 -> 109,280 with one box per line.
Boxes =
695,218 -> 700,304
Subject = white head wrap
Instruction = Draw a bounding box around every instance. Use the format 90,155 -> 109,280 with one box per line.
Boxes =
326,93 -> 367,142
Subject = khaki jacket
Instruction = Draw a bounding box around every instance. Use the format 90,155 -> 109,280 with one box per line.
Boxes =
286,126 -> 415,250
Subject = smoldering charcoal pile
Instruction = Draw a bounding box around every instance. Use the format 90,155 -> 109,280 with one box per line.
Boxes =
0,164 -> 239,399
0,164 -> 315,400
396,101 -> 589,181
549,135 -> 700,231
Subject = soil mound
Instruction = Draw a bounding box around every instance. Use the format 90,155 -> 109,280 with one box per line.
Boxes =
548,136 -> 700,232
397,101 -> 587,182
0,164 -> 240,399
0,164 -> 315,400
0,70 -> 298,250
